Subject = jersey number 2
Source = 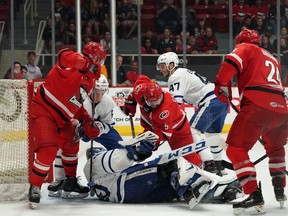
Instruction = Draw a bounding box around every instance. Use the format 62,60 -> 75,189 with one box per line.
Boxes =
265,60 -> 281,85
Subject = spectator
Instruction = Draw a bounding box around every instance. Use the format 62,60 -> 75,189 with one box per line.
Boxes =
250,0 -> 269,26
187,35 -> 198,54
253,17 -> 265,36
279,37 -> 288,80
141,38 -> 158,54
175,37 -> 183,54
156,0 -> 181,34
120,0 -> 138,39
273,26 -> 288,51
141,29 -> 158,50
260,25 -> 276,45
21,65 -> 28,76
260,35 -> 274,54
24,51 -> 42,80
81,24 -> 99,43
232,0 -> 252,36
194,27 -> 218,54
280,0 -> 288,29
157,27 -> 176,54
63,21 -> 76,45
3,62 -> 25,79
42,17 -> 63,52
125,60 -> 139,86
194,18 -> 207,37
100,31 -> 112,54
116,55 -> 127,86
53,0 -> 67,41
86,0 -> 104,36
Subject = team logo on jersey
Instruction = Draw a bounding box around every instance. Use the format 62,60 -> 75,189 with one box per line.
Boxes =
159,110 -> 169,119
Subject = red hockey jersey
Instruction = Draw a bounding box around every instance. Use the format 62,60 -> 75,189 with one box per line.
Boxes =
140,91 -> 187,142
216,43 -> 288,114
33,49 -> 94,127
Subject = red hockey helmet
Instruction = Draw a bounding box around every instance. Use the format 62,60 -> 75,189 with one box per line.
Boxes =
82,42 -> 106,66
235,29 -> 260,45
143,82 -> 163,108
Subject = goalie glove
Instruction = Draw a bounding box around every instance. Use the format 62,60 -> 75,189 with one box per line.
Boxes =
125,140 -> 155,162
121,93 -> 137,117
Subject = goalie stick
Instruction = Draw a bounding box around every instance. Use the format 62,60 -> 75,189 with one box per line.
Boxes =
119,131 -> 225,165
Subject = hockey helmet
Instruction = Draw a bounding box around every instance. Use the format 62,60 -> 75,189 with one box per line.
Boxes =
82,42 -> 107,66
143,82 -> 163,108
95,74 -> 109,91
156,52 -> 179,71
235,29 -> 260,45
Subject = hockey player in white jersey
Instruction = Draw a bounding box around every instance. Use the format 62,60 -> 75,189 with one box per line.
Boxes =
83,131 -> 243,208
48,75 -> 123,198
156,52 -> 229,176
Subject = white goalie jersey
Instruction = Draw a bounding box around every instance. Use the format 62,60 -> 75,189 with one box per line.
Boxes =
168,68 -> 216,107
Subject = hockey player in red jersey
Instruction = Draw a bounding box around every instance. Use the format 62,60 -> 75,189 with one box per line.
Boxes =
28,42 -> 107,208
214,29 -> 288,214
123,76 -> 201,166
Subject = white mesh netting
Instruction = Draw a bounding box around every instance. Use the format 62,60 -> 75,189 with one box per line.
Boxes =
0,79 -> 29,201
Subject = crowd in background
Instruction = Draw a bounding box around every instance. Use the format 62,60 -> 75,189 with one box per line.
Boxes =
2,0 -> 288,85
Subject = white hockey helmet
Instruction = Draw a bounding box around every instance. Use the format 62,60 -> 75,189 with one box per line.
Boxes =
156,52 -> 179,71
95,74 -> 109,91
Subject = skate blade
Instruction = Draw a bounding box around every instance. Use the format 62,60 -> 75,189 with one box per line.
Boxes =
277,195 -> 287,208
29,202 -> 37,209
61,191 -> 89,199
233,205 -> 265,215
188,183 -> 210,210
48,190 -> 62,198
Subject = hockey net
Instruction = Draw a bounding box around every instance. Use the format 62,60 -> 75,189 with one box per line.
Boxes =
0,79 -> 52,201
0,79 -> 31,200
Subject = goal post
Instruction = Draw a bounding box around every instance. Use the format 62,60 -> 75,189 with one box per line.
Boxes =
0,79 -> 52,201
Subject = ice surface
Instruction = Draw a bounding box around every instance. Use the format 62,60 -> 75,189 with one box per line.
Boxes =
0,135 -> 287,216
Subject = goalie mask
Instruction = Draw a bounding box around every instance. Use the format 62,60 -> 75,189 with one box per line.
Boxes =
82,42 -> 107,66
143,82 -> 163,108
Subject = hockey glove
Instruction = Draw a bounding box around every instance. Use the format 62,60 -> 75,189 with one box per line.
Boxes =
214,82 -> 232,104
122,93 -> 137,116
81,120 -> 100,139
125,140 -> 155,162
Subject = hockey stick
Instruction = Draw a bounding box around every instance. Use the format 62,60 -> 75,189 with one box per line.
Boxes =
88,94 -> 95,188
225,101 -> 288,175
129,114 -> 136,138
220,100 -> 268,170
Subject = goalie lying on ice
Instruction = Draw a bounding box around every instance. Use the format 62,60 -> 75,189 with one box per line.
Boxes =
83,133 -> 243,208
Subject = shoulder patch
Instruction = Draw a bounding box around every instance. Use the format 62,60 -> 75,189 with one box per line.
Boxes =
159,110 -> 169,120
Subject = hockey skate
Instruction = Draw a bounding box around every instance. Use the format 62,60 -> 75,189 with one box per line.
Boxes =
184,180 -> 211,209
233,185 -> 265,215
28,185 -> 41,209
214,160 -> 227,175
61,176 -> 89,199
203,160 -> 222,176
272,176 -> 287,208
47,179 -> 65,198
